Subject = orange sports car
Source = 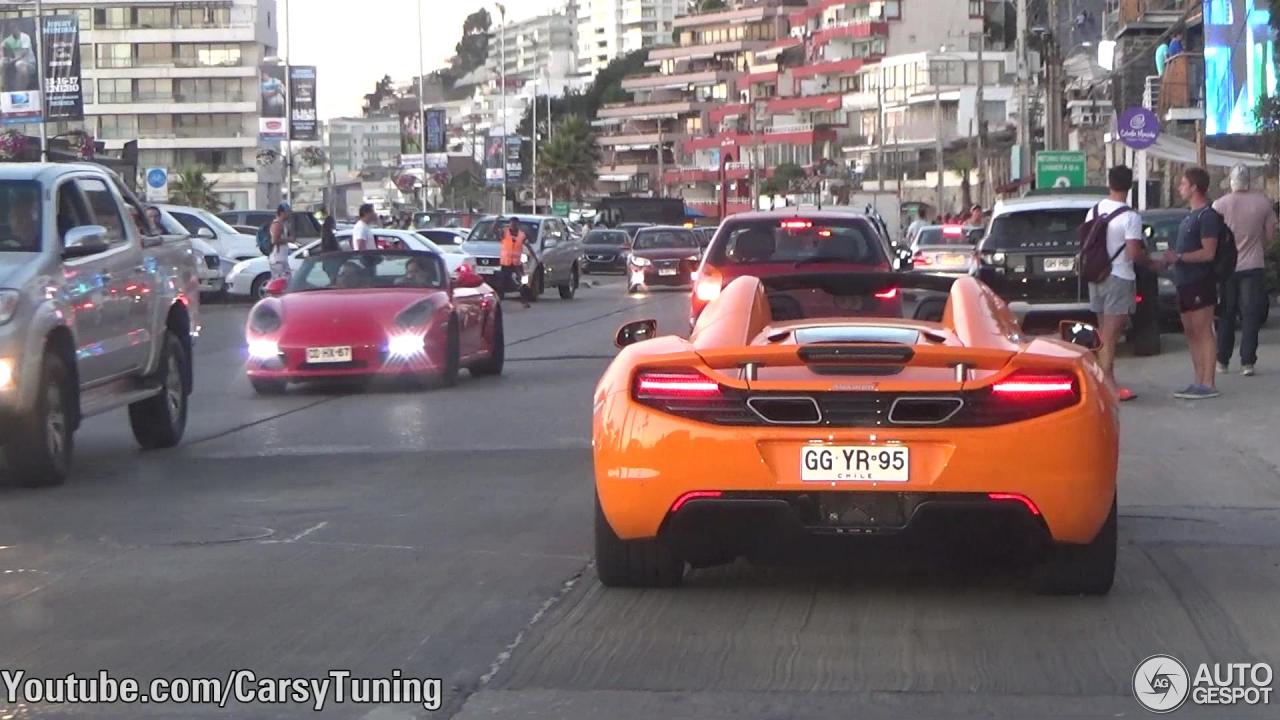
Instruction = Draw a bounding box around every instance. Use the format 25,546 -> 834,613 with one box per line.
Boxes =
593,271 -> 1119,595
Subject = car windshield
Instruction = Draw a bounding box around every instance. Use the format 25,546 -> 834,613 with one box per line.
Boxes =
985,208 -> 1089,250
916,226 -> 979,247
0,180 -> 41,252
421,230 -> 464,246
633,228 -> 698,250
463,219 -> 540,246
584,230 -> 629,246
289,252 -> 445,291
709,218 -> 886,266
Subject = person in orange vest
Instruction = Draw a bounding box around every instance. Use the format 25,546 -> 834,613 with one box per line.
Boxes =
500,216 -> 531,308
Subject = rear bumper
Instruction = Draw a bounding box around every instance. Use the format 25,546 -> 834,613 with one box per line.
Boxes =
594,391 -> 1118,546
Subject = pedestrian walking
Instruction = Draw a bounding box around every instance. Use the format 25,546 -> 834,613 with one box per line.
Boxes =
500,216 -> 531,308
268,203 -> 293,282
1083,165 -> 1148,402
1213,165 -> 1277,376
1161,167 -> 1223,399
320,214 -> 340,253
352,203 -> 378,251
905,207 -> 930,244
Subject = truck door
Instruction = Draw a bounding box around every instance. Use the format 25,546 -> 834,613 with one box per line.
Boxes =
55,179 -> 114,385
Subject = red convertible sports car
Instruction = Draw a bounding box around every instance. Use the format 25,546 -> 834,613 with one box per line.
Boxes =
244,250 -> 504,393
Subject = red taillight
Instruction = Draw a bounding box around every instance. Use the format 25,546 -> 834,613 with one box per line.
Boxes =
992,373 -> 1077,396
912,251 -> 932,266
874,287 -> 899,300
694,275 -> 722,303
987,492 -> 1042,516
780,219 -> 812,230
1135,293 -> 1143,304
670,490 -> 723,513
459,263 -> 472,274
942,225 -> 964,237
635,369 -> 722,399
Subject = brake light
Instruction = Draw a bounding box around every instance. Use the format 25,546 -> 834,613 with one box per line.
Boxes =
912,250 -> 932,266
943,225 -> 964,237
635,369 -> 722,399
671,490 -> 723,513
874,287 -> 898,300
987,492 -> 1042,516
992,373 -> 1077,396
780,219 -> 812,230
817,229 -> 832,237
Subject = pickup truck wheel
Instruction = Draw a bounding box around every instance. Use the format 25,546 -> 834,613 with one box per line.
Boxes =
558,265 -> 579,299
5,352 -> 74,487
250,273 -> 272,300
128,331 -> 190,450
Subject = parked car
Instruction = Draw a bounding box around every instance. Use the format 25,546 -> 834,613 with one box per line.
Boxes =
149,206 -> 225,296
909,224 -> 983,275
975,195 -> 1161,356
0,163 -> 200,486
619,222 -> 652,239
219,209 -> 322,240
225,228 -> 472,299
159,204 -> 260,262
581,228 -> 632,274
461,215 -> 583,300
418,227 -> 469,250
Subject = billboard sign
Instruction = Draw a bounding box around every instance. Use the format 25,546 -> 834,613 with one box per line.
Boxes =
288,66 -> 317,140
425,109 -> 446,153
505,135 -> 522,182
1116,106 -> 1160,149
400,108 -> 421,154
485,135 -> 504,186
0,17 -> 41,124
41,15 -> 83,121
1204,0 -> 1278,135
258,64 -> 287,139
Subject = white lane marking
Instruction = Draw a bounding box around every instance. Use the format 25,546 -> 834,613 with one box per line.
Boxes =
260,521 -> 328,545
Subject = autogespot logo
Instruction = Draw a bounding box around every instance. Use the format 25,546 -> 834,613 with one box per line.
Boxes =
1134,654 -> 1190,713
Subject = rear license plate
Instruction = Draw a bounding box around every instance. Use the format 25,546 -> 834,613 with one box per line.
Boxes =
939,253 -> 966,266
306,346 -> 352,363
801,445 -> 909,482
476,265 -> 497,275
658,268 -> 678,276
1043,257 -> 1075,272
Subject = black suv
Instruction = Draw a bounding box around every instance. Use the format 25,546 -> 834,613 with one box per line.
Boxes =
975,195 -> 1161,356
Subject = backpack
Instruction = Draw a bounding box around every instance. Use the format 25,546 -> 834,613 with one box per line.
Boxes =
1205,207 -> 1238,281
1077,203 -> 1131,283
256,221 -> 273,256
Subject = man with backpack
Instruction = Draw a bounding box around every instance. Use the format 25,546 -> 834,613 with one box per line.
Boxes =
1081,165 -> 1148,401
1160,167 -> 1225,399
267,203 -> 293,282
1213,164 -> 1276,377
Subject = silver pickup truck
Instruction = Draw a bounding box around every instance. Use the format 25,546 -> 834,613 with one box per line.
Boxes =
0,163 -> 201,486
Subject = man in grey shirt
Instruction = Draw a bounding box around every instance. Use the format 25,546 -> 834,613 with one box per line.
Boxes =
1213,165 -> 1277,376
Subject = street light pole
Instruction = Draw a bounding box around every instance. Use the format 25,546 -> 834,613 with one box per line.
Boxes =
417,0 -> 428,211
34,0 -> 47,161
532,44 -> 538,214
284,0 -> 293,204
498,3 -> 507,214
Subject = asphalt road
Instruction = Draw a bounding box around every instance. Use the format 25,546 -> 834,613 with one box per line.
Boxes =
2,277 -> 1278,719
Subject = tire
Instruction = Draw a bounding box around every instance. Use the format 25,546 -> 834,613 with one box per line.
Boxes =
469,307 -> 505,376
250,377 -> 287,395
1031,496 -> 1117,596
5,351 -> 74,487
594,495 -> 684,588
1129,317 -> 1161,357
249,272 -> 272,300
438,318 -> 460,387
128,331 -> 190,450
558,264 -> 579,300
530,268 -> 545,300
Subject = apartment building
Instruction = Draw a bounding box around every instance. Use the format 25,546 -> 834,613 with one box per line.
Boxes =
326,116 -> 401,180
489,7 -> 577,87
25,0 -> 280,209
576,0 -> 686,76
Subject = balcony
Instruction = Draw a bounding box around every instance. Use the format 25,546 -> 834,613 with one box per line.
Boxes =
789,57 -> 867,80
1154,53 -> 1204,122
621,68 -> 734,91
650,40 -> 772,61
1110,0 -> 1199,37
765,94 -> 843,113
597,100 -> 709,120
811,20 -> 890,47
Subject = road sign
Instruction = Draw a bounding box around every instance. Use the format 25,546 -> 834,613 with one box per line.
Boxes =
145,167 -> 168,201
552,201 -> 570,218
1116,106 -> 1160,150
1034,151 -> 1086,189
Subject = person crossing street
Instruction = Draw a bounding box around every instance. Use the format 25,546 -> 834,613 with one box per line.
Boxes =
500,217 -> 532,309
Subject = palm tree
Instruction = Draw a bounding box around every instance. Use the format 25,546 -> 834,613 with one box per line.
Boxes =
535,116 -> 599,202
948,152 -> 974,212
169,167 -> 225,211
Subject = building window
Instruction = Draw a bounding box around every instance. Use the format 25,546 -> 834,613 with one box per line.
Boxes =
138,114 -> 173,138
93,8 -> 128,29
97,115 -> 138,140
96,43 -> 132,68
136,7 -> 171,28
73,8 -> 91,28
969,1 -> 983,19
176,6 -> 231,28
98,78 -> 131,103
79,43 -> 92,69
136,43 -> 173,67
176,43 -> 241,67
137,78 -> 173,102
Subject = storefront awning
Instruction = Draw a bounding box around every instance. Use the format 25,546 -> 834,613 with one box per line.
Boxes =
1137,134 -> 1269,168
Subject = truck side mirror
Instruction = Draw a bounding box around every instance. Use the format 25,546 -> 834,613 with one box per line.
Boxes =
62,225 -> 110,259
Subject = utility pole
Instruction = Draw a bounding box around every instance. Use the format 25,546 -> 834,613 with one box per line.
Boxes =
532,46 -> 538,213
876,74 -> 885,193
1015,0 -> 1030,184
497,3 -> 507,214
283,0 -> 293,204
35,0 -> 47,161
934,71 -> 945,216
975,27 -> 986,207
417,0 -> 428,211
655,121 -> 664,198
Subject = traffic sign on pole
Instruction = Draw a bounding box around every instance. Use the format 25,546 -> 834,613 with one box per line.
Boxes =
1034,151 -> 1086,189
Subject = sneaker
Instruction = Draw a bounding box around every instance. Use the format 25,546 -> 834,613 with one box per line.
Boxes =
1242,365 -> 1256,377
1117,387 -> 1137,402
1217,362 -> 1230,374
1174,384 -> 1220,400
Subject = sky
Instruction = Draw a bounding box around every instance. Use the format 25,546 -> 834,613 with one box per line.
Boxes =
281,0 -> 560,120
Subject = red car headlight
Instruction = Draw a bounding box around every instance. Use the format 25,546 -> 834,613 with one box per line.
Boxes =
248,305 -> 282,334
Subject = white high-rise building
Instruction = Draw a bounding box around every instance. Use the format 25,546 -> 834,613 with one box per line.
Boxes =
576,0 -> 685,76
25,0 -> 278,209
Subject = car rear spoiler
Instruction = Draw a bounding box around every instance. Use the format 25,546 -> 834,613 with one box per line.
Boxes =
695,343 -> 1016,374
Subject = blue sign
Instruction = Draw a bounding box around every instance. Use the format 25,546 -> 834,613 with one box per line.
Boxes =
1116,106 -> 1160,150
146,168 -> 167,188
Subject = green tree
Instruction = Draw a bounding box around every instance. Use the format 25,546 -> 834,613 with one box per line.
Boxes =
169,167 -> 225,211
948,151 -> 974,211
535,116 -> 600,202
455,9 -> 492,75
689,0 -> 727,13
759,162 -> 805,207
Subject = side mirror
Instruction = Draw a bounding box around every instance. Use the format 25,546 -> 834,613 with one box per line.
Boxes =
264,277 -> 288,297
543,237 -> 559,249
1060,320 -> 1102,351
197,226 -> 216,239
455,266 -> 486,288
62,225 -> 110,259
1143,225 -> 1153,238
615,319 -> 658,348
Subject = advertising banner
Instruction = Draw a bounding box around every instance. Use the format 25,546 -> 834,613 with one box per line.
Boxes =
505,135 -> 522,183
425,108 -> 446,153
426,153 -> 448,171
484,135 -> 504,187
400,108 -> 421,154
0,17 -> 42,124
41,15 -> 82,121
1204,0 -> 1277,135
258,64 -> 287,139
288,66 -> 317,140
